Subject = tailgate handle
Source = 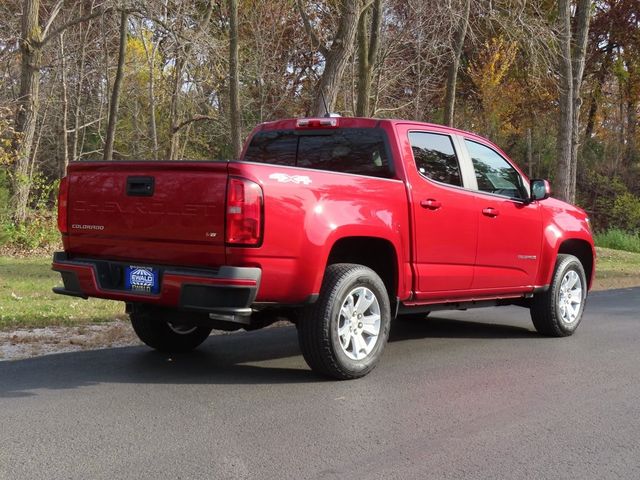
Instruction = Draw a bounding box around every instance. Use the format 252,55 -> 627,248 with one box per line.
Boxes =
126,176 -> 155,197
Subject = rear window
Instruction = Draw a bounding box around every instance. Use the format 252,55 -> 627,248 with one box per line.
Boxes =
243,128 -> 392,178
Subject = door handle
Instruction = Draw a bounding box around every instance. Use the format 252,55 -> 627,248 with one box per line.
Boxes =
420,199 -> 441,210
482,207 -> 499,217
126,176 -> 155,197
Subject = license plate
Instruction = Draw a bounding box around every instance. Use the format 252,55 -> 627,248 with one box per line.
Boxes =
125,266 -> 159,294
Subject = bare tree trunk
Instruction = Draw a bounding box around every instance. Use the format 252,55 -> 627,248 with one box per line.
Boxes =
555,0 -> 574,203
167,52 -> 183,160
413,27 -> 423,120
104,10 -> 129,161
13,0 -> 42,223
179,123 -> 194,160
72,20 -> 91,163
443,0 -> 471,127
298,0 -> 362,116
624,60 -> 638,165
616,77 -> 625,173
568,0 -> 592,201
59,32 -> 69,178
229,0 -> 242,158
142,33 -> 159,160
527,127 -> 533,178
30,80 -> 56,182
583,54 -> 611,143
356,0 -> 381,117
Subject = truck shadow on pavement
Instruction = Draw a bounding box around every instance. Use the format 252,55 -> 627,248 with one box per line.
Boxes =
0,316 -> 536,397
389,315 -> 537,342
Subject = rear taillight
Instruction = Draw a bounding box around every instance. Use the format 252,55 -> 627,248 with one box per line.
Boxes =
225,177 -> 263,246
57,176 -> 69,234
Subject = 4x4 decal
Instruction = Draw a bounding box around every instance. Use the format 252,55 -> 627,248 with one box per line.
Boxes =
268,173 -> 312,185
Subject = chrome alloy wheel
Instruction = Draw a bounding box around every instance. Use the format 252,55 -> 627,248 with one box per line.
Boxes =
558,270 -> 583,324
337,287 -> 381,360
167,322 -> 198,335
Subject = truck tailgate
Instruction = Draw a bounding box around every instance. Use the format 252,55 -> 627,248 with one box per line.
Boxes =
65,161 -> 228,268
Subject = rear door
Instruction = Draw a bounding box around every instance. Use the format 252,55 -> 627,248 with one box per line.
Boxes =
399,126 -> 478,298
461,138 -> 542,290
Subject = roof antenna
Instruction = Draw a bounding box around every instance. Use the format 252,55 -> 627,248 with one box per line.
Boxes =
320,90 -> 330,118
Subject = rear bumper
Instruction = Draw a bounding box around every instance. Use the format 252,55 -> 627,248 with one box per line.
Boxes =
51,252 -> 261,315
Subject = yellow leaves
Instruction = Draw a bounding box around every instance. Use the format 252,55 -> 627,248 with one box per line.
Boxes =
468,37 -> 520,136
124,30 -> 162,87
469,37 -> 518,91
127,36 -> 147,63
0,107 -> 18,167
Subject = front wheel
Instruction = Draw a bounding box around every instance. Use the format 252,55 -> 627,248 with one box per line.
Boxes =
130,307 -> 213,353
297,264 -> 391,380
530,254 -> 587,337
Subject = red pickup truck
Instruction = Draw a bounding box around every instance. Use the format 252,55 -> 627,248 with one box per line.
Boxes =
53,117 -> 595,379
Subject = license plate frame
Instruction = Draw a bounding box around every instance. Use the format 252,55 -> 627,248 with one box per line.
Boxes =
124,265 -> 160,294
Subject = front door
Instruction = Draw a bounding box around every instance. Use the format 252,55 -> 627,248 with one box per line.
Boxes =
462,138 -> 542,290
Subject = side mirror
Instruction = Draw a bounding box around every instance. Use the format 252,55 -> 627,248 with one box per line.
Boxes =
530,179 -> 551,201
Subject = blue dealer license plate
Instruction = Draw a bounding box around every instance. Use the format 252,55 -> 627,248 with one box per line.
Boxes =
125,266 -> 159,294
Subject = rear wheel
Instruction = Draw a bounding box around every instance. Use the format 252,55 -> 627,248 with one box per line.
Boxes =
530,254 -> 587,337
130,307 -> 213,353
297,264 -> 391,380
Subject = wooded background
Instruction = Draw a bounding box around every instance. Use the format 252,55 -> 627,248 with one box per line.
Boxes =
1,0 -> 639,241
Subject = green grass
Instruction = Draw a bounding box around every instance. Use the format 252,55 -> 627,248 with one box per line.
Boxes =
595,247 -> 640,286
594,229 -> 640,253
0,256 -> 124,330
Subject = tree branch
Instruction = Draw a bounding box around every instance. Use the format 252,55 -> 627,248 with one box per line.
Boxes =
65,116 -> 105,133
193,1 -> 215,37
40,6 -> 140,47
42,0 -> 64,40
368,0 -> 382,67
361,0 -> 374,15
172,114 -> 216,133
296,0 -> 328,57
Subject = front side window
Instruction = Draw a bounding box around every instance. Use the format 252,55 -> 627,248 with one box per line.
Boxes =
408,132 -> 462,187
465,140 -> 528,199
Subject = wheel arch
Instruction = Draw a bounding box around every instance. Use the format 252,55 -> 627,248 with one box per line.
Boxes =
323,236 -> 400,304
558,239 -> 595,289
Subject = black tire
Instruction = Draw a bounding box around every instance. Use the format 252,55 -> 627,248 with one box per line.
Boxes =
530,254 -> 587,337
130,308 -> 213,353
297,263 -> 391,380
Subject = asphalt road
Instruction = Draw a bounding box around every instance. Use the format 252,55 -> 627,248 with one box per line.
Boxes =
1,287 -> 639,480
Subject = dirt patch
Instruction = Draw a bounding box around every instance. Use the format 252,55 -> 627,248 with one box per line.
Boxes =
0,245 -> 56,259
592,277 -> 640,291
0,320 -> 141,361
0,319 -> 292,362
592,247 -> 640,291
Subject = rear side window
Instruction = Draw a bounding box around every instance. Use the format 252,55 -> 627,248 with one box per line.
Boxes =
244,128 -> 391,178
409,132 -> 462,187
243,131 -> 297,166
